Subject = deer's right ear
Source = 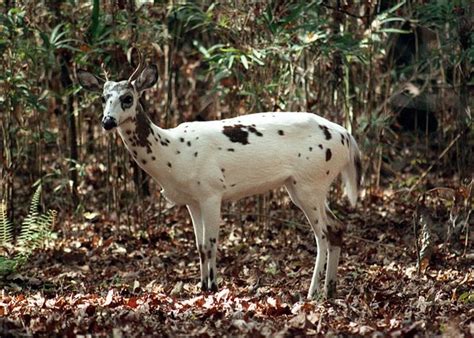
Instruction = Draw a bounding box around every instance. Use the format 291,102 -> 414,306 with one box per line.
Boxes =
77,70 -> 103,92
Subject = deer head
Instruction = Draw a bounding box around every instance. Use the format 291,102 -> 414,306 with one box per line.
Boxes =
77,51 -> 158,131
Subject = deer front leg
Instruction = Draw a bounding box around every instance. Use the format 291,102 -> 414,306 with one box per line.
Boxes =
187,204 -> 209,291
199,198 -> 222,292
308,232 -> 328,299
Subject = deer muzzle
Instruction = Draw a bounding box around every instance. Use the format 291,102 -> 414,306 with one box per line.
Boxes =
102,116 -> 117,131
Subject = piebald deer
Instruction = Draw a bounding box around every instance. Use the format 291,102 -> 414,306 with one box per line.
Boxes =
77,52 -> 362,299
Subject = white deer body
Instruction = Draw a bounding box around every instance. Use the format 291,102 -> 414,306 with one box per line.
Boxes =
120,111 -> 354,205
78,59 -> 361,299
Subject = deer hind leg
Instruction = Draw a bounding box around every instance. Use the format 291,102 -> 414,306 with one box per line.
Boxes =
285,181 -> 328,299
324,206 -> 345,298
199,198 -> 222,292
187,204 -> 209,291
324,207 -> 346,297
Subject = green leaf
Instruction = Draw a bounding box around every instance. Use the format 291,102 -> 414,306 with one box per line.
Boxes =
196,44 -> 210,58
379,28 -> 411,34
227,54 -> 235,69
89,0 -> 100,41
378,17 -> 407,24
387,0 -> 406,14
240,55 -> 249,69
249,54 -> 264,66
215,69 -> 232,83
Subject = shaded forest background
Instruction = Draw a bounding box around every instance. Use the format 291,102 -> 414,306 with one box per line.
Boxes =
0,0 -> 473,336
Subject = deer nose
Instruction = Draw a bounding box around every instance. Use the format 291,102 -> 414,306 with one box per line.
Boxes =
102,116 -> 117,130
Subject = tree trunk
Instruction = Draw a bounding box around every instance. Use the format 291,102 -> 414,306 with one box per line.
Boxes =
456,5 -> 472,179
60,51 -> 79,206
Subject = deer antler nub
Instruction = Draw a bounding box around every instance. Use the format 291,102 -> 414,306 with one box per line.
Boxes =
101,62 -> 109,81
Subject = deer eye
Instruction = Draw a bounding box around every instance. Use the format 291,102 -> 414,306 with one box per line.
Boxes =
122,95 -> 133,105
120,94 -> 134,109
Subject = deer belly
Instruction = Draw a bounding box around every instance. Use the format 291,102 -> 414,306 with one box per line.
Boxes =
222,173 -> 289,201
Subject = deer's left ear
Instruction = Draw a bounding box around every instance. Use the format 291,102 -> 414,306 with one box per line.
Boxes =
134,65 -> 158,92
77,70 -> 103,92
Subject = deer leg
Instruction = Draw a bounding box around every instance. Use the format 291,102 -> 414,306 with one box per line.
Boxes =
187,204 -> 208,291
307,215 -> 328,300
324,207 -> 345,298
199,198 -> 222,292
325,243 -> 341,298
285,181 -> 328,299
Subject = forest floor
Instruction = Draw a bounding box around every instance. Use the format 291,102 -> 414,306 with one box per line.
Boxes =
0,174 -> 473,336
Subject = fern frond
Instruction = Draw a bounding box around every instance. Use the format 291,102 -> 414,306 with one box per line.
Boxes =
29,184 -> 42,215
0,201 -> 13,246
18,185 -> 42,249
0,185 -> 56,276
31,210 -> 56,249
38,209 -> 57,232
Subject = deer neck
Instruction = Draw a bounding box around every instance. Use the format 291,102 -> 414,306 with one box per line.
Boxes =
116,104 -> 172,179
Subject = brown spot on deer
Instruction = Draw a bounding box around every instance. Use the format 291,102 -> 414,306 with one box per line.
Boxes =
319,125 -> 332,140
223,124 -> 264,145
223,124 -> 249,145
326,148 -> 332,161
199,245 -> 206,263
135,107 -> 153,153
248,126 -> 263,137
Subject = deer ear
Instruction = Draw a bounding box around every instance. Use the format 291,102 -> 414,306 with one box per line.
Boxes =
134,65 -> 158,92
77,70 -> 103,92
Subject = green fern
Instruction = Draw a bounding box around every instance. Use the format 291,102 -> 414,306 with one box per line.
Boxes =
17,185 -> 42,249
0,201 -> 13,246
37,211 -> 56,243
0,184 -> 56,276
